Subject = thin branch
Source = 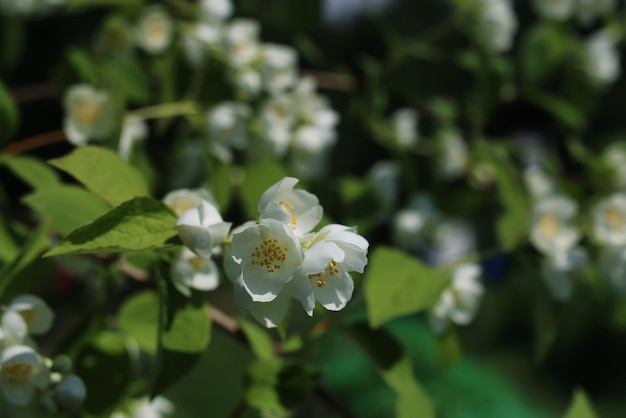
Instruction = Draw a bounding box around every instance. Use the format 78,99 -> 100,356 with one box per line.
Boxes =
10,82 -> 60,103
3,129 -> 66,155
303,70 -> 356,92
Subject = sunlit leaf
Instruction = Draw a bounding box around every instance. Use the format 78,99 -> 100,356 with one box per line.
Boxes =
380,356 -> 435,418
239,318 -> 275,360
563,389 -> 599,418
117,291 -> 159,354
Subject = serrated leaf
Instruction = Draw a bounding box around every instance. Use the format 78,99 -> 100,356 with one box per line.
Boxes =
0,80 -> 18,145
117,291 -> 159,354
364,246 -> 450,328
23,185 -> 111,235
240,159 -> 287,219
239,318 -> 275,360
45,197 -> 177,257
1,154 -> 61,189
50,146 -> 149,207
563,389 -> 598,418
381,356 -> 435,418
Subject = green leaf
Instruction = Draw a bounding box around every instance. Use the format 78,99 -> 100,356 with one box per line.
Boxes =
239,159 -> 287,219
524,89 -> 585,131
520,22 -> 573,85
380,356 -> 435,418
364,246 -> 450,328
0,80 -> 18,145
75,331 -> 131,415
103,56 -> 151,104
207,156 -> 233,212
1,154 -> 61,189
475,139 -> 529,250
49,146 -> 149,207
345,322 -> 403,369
0,218 -> 19,264
0,224 -> 50,300
563,389 -> 599,418
0,18 -> 25,70
244,358 -> 289,416
437,330 -> 463,370
23,185 -> 111,236
45,197 -> 177,257
65,48 -> 99,85
65,0 -> 144,11
117,291 -> 159,354
239,318 -> 275,360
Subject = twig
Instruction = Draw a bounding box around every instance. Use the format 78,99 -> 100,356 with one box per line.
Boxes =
10,82 -> 60,103
303,70 -> 356,92
3,129 -> 66,155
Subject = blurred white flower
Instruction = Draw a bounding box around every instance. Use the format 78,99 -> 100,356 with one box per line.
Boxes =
602,143 -> 626,188
429,220 -> 476,266
114,396 -> 175,418
533,0 -> 574,20
524,166 -> 556,201
118,116 -> 147,160
600,246 -> 626,296
183,22 -> 222,67
530,195 -> 580,263
232,68 -> 262,97
259,43 -> 298,94
289,124 -> 337,180
171,247 -> 219,296
368,160 -> 400,219
207,102 -> 250,162
584,29 -> 620,87
259,96 -> 295,157
430,264 -> 484,334
592,193 -> 626,246
223,19 -> 260,68
54,374 -> 86,410
163,188 -> 217,216
5,295 -> 54,336
475,0 -> 518,53
576,0 -> 615,25
391,108 -> 419,149
392,194 -> 439,253
200,0 -> 233,22
438,128 -> 468,179
0,345 -> 50,406
63,85 -> 114,146
175,200 -> 232,259
135,6 -> 174,54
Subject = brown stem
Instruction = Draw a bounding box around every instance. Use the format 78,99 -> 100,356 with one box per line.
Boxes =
11,82 -> 60,103
3,129 -> 66,155
303,70 -> 356,92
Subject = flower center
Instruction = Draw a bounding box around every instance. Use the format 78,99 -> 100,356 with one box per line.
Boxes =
278,201 -> 297,230
146,19 -> 168,46
604,205 -> 624,229
4,362 -> 32,385
537,213 -> 561,238
75,101 -> 100,129
250,238 -> 288,273
308,259 -> 339,288
187,256 -> 206,272
170,199 -> 194,216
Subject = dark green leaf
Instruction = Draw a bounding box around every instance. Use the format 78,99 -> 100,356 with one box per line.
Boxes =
0,218 -> 18,264
524,89 -> 585,131
0,80 -> 18,145
50,146 -> 149,207
45,197 -> 177,257
520,23 -> 573,85
239,159 -> 287,219
345,322 -> 403,369
207,156 -> 233,212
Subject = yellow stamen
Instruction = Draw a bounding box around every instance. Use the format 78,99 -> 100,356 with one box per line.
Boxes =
251,238 -> 288,274
4,362 -> 32,385
537,213 -> 561,238
604,205 -> 624,229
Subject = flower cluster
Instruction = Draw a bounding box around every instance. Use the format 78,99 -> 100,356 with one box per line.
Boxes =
455,0 -> 518,53
0,295 -> 86,412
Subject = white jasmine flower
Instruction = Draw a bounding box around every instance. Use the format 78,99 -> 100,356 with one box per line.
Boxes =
524,166 -> 556,201
117,396 -> 174,418
163,188 -> 217,216
183,22 -> 222,67
5,295 -> 54,336
533,0 -> 574,20
392,194 -> 439,253
118,116 -> 147,160
175,200 -> 232,259
171,248 -> 219,296
0,345 -> 50,406
0,311 -> 30,349
430,264 -> 484,334
259,96 -> 295,157
259,43 -> 298,94
257,177 -> 323,236
223,19 -> 260,68
135,6 -> 174,54
232,68 -> 262,96
592,193 -> 626,246
63,85 -> 114,146
429,220 -> 476,266
600,246 -> 626,296
530,195 -> 580,262
391,108 -> 419,148
474,0 -> 518,53
207,102 -> 250,162
576,0 -> 615,25
299,224 -> 369,311
54,374 -> 86,410
200,0 -> 233,22
438,128 -> 468,179
230,219 -> 304,302
584,29 -> 620,87
289,124 -> 337,180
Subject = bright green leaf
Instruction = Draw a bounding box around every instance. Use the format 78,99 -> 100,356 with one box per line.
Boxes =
239,159 -> 287,219
23,185 -> 111,236
117,291 -> 159,354
1,154 -> 61,189
50,146 -> 149,207
45,197 -> 177,257
239,318 -> 275,360
0,80 -> 18,145
563,389 -> 599,418
365,246 -> 450,328
380,356 -> 435,418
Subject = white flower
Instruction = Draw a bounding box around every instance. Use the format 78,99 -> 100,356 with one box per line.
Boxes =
600,246 -> 626,296
54,374 -> 86,410
533,0 -> 574,20
391,108 -> 419,148
223,19 -> 260,68
63,85 -> 113,146
259,96 -> 295,157
524,166 -> 556,201
429,220 -> 476,266
289,124 -> 337,180
257,177 -> 323,236
438,128 -> 468,179
230,219 -> 304,302
299,224 -> 369,312
430,264 -> 484,334
0,345 -> 50,406
584,29 -> 620,87
163,188 -> 217,216
175,200 -> 232,259
475,0 -> 517,53
183,22 -> 222,67
207,102 -> 250,162
200,0 -> 233,22
170,248 -> 219,296
602,143 -> 626,188
576,0 -> 615,25
5,295 -> 54,336
592,193 -> 626,246
530,195 -> 580,262
118,117 -> 147,160
130,396 -> 174,418
259,43 -> 298,94
135,6 -> 174,54
232,68 -> 262,96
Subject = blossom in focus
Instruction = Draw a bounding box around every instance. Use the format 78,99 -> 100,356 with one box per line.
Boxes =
430,264 -> 484,334
170,247 -> 219,296
584,29 -> 621,87
592,193 -> 626,246
257,177 -> 323,237
0,345 -> 50,406
532,0 -> 574,20
175,200 -> 232,259
391,108 -> 419,149
63,85 -> 114,146
530,195 -> 580,263
135,6 -> 174,54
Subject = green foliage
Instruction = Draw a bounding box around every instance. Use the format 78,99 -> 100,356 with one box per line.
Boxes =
381,356 -> 435,418
520,23 -> 574,85
0,218 -> 18,263
239,318 -> 275,360
45,197 -> 177,256
0,80 -> 18,145
65,48 -> 100,86
239,159 -> 287,219
0,154 -> 61,189
365,246 -> 450,328
563,389 -> 599,418
49,146 -> 149,206
117,291 -> 160,354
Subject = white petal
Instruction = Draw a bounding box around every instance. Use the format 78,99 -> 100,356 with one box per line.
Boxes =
301,241 -> 345,275
175,225 -> 214,259
246,296 -> 289,328
258,177 -> 299,214
285,276 -> 315,316
1,311 -> 27,342
313,271 -> 354,311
